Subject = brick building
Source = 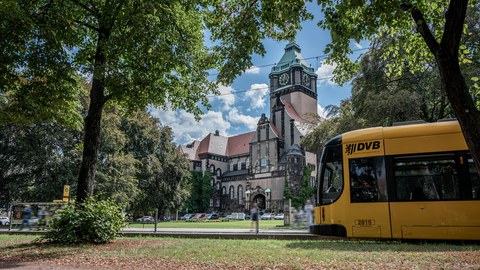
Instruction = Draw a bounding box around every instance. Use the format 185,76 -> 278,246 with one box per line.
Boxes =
178,42 -> 319,213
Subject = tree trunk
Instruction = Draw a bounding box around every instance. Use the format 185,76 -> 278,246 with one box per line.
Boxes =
436,49 -> 480,172
76,30 -> 109,203
410,0 -> 480,172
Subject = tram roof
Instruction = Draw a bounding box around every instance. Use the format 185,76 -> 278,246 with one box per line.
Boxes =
341,120 -> 461,143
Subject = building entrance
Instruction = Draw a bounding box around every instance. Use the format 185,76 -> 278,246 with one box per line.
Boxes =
252,194 -> 266,210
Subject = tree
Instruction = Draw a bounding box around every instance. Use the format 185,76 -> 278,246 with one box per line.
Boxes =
0,0 -> 312,203
292,166 -> 315,208
317,0 -> 480,170
0,123 -> 82,206
185,171 -> 214,213
122,111 -> 192,217
301,100 -> 366,153
95,109 -> 140,206
351,45 -> 453,126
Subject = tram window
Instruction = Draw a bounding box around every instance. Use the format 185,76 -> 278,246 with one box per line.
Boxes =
468,159 -> 480,199
349,157 -> 387,203
320,145 -> 343,204
394,154 -> 461,201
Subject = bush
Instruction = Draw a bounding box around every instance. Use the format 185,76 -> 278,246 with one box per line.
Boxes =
41,197 -> 126,244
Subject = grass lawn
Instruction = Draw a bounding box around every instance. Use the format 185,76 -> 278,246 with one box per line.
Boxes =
127,220 -> 287,229
0,234 -> 479,269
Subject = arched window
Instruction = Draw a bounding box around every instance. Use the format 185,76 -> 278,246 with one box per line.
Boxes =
216,181 -> 221,191
210,164 -> 215,173
216,168 -> 222,177
229,185 -> 235,199
222,186 -> 226,195
238,185 -> 244,204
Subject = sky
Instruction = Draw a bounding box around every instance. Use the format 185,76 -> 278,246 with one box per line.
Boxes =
150,3 -> 369,146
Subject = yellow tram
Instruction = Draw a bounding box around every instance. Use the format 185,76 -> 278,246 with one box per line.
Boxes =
311,120 -> 480,240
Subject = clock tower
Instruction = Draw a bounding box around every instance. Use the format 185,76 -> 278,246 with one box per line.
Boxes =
269,42 -> 318,149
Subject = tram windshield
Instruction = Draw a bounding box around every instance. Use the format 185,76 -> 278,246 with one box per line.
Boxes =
319,144 -> 343,205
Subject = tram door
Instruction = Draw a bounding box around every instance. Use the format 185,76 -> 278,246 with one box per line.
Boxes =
345,156 -> 392,238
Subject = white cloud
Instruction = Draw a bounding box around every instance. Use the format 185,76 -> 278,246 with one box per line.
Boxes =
150,108 -> 230,145
244,83 -> 269,109
316,60 -> 337,85
353,42 -> 363,49
227,108 -> 259,130
245,66 -> 261,74
317,104 -> 327,119
210,84 -> 236,110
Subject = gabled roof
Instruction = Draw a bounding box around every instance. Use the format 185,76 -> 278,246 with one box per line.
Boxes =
184,131 -> 254,160
197,133 -> 229,156
226,132 -> 255,156
281,97 -> 306,123
177,140 -> 201,161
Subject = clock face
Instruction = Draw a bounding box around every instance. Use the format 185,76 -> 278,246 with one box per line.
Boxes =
279,73 -> 289,86
303,73 -> 310,87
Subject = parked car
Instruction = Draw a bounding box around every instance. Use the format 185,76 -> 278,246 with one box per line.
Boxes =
136,216 -> 155,223
204,213 -> 219,220
193,213 -> 207,219
180,214 -> 195,220
274,213 -> 284,220
28,217 -> 39,225
0,216 -> 10,225
260,213 -> 273,220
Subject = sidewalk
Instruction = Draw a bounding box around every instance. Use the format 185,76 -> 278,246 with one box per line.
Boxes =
0,226 -> 337,241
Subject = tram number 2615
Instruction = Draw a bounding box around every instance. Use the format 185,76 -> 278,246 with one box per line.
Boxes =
355,219 -> 375,226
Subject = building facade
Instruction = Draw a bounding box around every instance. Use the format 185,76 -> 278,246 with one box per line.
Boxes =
178,42 -> 319,214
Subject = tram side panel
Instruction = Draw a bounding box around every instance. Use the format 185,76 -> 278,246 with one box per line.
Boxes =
385,133 -> 480,240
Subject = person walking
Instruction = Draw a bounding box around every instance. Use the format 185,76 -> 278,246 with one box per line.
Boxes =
250,203 -> 259,233
304,199 -> 314,227
19,205 -> 33,230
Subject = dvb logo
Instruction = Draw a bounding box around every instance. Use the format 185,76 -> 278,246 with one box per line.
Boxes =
345,141 -> 381,155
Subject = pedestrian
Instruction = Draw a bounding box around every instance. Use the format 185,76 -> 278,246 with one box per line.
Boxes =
19,205 -> 32,230
304,199 -> 314,226
38,206 -> 46,226
290,207 -> 297,226
250,203 -> 259,232
295,207 -> 304,227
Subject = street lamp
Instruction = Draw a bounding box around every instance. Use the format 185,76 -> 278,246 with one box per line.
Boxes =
245,190 -> 251,211
265,188 -> 271,211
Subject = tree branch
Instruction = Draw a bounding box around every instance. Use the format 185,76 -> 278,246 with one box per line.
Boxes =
71,0 -> 99,17
73,19 -> 99,32
401,3 -> 440,55
111,0 -> 127,22
441,0 -> 468,58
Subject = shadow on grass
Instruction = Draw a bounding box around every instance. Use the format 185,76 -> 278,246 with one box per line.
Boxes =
0,241 -> 87,269
285,239 -> 480,252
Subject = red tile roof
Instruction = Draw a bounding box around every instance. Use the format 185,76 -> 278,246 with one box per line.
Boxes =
269,122 -> 283,139
226,132 -> 255,156
282,97 -> 306,123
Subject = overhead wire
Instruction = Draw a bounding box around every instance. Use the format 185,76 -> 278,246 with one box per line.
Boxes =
206,47 -> 369,98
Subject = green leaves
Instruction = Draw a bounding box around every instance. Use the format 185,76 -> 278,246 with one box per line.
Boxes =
205,0 -> 312,84
316,0 -> 457,83
42,197 -> 126,244
185,171 -> 213,213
